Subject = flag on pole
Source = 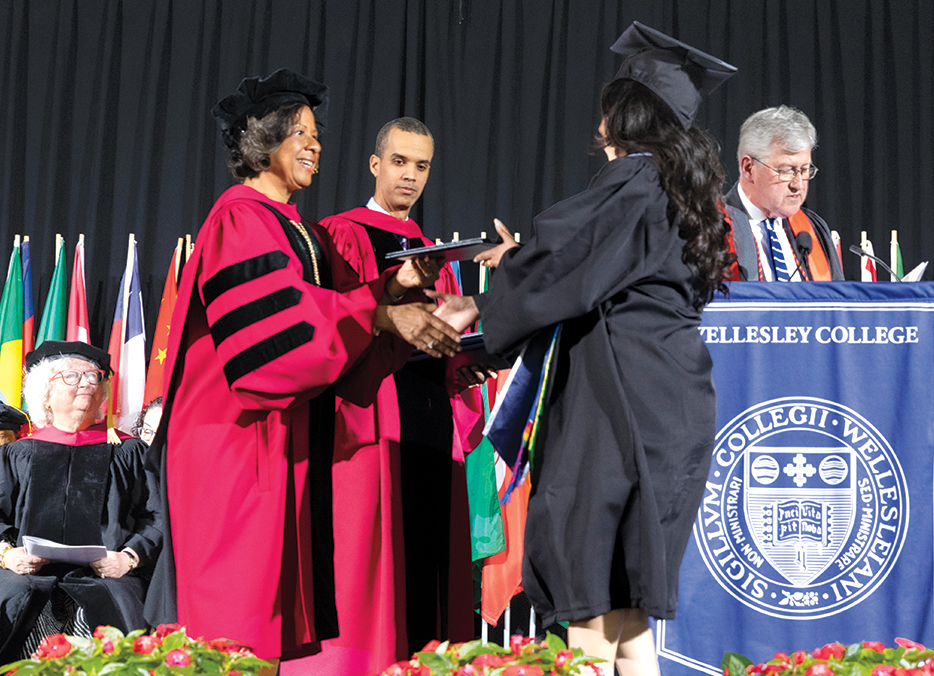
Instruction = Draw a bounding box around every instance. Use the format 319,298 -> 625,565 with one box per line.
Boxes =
66,235 -> 90,343
861,232 -> 878,282
36,234 -> 67,346
21,237 -> 34,360
831,230 -> 842,269
144,239 -> 181,404
0,237 -> 24,407
891,230 -> 904,282
107,235 -> 146,432
464,263 -> 506,561
481,452 -> 531,625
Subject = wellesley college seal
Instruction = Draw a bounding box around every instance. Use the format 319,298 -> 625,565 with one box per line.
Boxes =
694,397 -> 908,619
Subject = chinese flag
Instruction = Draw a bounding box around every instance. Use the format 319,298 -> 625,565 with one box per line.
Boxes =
144,239 -> 181,405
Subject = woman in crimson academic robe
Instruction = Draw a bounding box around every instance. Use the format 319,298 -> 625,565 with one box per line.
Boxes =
434,23 -> 737,676
143,68 -> 461,663
0,341 -> 161,664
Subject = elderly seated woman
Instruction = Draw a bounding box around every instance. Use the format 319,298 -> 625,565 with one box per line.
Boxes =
0,341 -> 162,662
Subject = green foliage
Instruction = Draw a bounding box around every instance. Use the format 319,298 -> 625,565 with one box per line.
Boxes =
722,638 -> 934,676
382,632 -> 604,675
0,624 -> 273,676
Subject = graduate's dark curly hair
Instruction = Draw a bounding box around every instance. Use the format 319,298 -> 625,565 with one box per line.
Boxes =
600,78 -> 734,308
227,102 -> 306,180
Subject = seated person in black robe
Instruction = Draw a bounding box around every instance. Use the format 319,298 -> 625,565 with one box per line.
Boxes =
0,341 -> 162,663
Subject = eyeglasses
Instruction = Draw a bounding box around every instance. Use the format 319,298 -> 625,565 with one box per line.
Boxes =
140,425 -> 157,444
50,369 -> 106,386
752,157 -> 818,181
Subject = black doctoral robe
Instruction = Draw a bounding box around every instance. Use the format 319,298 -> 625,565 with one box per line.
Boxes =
0,425 -> 162,663
476,155 -> 717,626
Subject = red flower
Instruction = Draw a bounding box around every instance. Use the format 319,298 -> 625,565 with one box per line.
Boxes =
811,644 -> 846,661
165,649 -> 192,667
421,640 -> 442,652
554,650 -> 573,669
228,673 -> 242,676
897,639 -> 927,653
872,665 -> 898,676
863,642 -> 887,654
473,654 -> 508,668
510,635 -> 535,656
456,666 -> 480,676
503,666 -> 544,676
381,663 -> 407,676
205,638 -> 251,654
722,669 -> 729,676
133,635 -> 161,655
765,664 -> 789,673
748,664 -> 765,675
155,623 -> 185,639
792,652 -> 809,665
34,634 -> 72,659
92,626 -> 111,639
102,640 -> 115,654
804,664 -> 834,676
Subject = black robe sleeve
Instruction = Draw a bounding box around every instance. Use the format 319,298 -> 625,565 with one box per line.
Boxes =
478,156 -> 688,357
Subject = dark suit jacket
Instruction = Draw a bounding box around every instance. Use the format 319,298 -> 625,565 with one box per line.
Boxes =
724,182 -> 845,281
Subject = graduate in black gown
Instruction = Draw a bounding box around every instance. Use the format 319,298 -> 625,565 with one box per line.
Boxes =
433,23 -> 736,676
0,341 -> 162,664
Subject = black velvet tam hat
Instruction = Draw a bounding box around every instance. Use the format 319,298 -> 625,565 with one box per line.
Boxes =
0,403 -> 28,431
610,21 -> 737,129
25,340 -> 112,375
212,67 -> 330,149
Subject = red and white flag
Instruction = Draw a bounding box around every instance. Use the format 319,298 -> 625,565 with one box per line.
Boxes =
861,236 -> 878,282
66,235 -> 90,343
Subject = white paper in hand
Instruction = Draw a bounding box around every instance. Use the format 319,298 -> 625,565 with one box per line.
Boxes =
23,536 -> 107,565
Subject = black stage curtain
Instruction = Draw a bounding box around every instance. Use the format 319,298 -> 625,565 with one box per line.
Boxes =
1,0 -> 932,346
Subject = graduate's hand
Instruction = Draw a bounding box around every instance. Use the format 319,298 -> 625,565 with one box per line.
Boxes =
426,290 -> 480,333
474,218 -> 518,269
90,550 -> 131,579
376,303 -> 461,358
2,547 -> 48,575
455,364 -> 498,388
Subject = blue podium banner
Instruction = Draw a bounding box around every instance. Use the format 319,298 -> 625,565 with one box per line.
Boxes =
658,282 -> 934,675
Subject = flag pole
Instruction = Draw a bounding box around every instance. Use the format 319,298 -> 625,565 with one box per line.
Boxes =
175,237 -> 183,283
503,602 -> 511,647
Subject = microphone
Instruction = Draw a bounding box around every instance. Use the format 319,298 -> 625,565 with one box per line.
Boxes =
791,232 -> 813,281
848,244 -> 903,281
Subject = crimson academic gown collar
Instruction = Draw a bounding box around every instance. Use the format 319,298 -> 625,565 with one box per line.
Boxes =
29,423 -> 130,446
217,184 -> 303,221
338,207 -> 424,239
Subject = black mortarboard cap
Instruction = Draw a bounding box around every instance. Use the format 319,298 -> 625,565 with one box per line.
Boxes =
212,67 -> 330,149
610,22 -> 737,129
0,403 -> 28,431
25,340 -> 112,375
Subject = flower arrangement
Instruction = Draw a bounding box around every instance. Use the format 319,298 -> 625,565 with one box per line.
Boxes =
380,632 -> 604,676
722,638 -> 934,676
0,624 -> 273,675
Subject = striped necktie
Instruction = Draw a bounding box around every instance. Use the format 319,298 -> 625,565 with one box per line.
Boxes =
767,219 -> 790,282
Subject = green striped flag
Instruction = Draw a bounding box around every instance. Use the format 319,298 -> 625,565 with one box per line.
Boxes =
0,237 -> 24,406
37,234 -> 67,346
465,263 -> 506,561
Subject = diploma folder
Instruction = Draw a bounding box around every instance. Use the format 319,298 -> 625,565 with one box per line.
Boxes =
408,331 -> 510,374
23,535 -> 107,565
384,237 -> 494,263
